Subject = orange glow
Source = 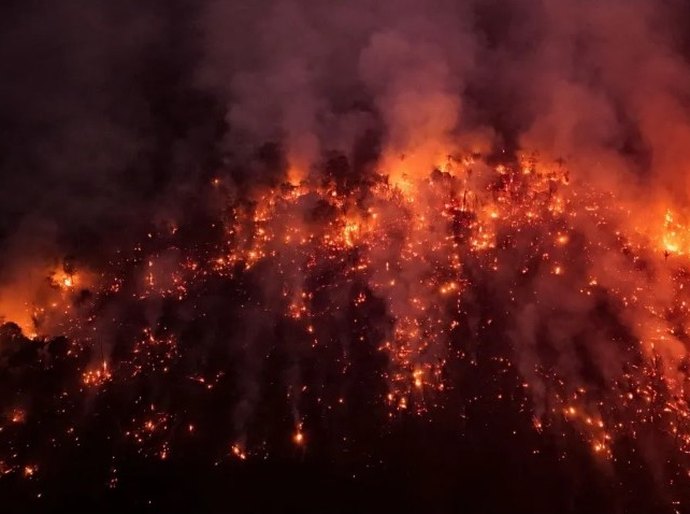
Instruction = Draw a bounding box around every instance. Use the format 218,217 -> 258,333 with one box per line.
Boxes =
293,423 -> 305,445
82,361 -> 112,387
4,148 -> 690,476
231,444 -> 247,460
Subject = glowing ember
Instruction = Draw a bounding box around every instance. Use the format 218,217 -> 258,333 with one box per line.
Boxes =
293,424 -> 305,446
9,409 -> 26,424
231,444 -> 247,460
4,151 -> 690,507
82,361 -> 112,387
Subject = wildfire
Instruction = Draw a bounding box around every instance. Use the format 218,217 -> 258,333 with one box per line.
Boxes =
4,149 -> 690,503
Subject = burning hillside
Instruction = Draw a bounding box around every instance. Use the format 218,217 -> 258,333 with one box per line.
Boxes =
3,152 -> 690,512
3,1 -> 690,512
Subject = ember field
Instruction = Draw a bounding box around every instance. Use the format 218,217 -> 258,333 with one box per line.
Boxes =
2,156 -> 690,513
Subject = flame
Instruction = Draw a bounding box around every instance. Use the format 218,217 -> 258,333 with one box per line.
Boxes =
662,208 -> 688,255
5,149 -> 690,498
82,361 -> 112,387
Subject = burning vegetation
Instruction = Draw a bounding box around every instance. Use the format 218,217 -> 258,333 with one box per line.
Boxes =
3,150 -> 690,511
5,0 -> 690,512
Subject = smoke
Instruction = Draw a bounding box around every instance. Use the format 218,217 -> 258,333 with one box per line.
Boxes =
3,0 -> 690,255
198,0 -> 690,184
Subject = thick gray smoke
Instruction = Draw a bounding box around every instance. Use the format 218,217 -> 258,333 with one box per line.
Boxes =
2,0 -> 690,253
200,0 -> 690,197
